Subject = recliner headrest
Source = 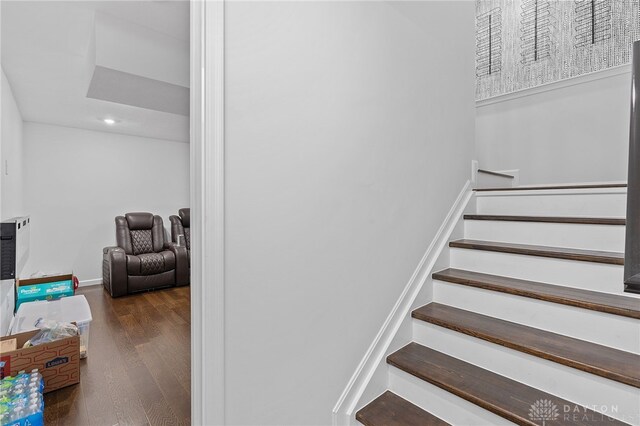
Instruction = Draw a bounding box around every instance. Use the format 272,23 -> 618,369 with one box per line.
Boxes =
125,212 -> 154,230
179,208 -> 190,227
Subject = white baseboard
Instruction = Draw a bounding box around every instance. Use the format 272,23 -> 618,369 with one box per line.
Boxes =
78,278 -> 102,288
332,180 -> 473,426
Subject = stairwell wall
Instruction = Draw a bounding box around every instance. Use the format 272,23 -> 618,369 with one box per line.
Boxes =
0,67 -> 24,337
1,68 -> 24,221
222,1 -> 476,424
0,67 -> 25,337
476,68 -> 630,185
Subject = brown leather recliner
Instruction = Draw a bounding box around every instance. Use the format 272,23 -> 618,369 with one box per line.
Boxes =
102,212 -> 189,297
169,208 -> 190,283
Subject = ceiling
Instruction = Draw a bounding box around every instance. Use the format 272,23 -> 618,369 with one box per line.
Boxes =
1,1 -> 190,143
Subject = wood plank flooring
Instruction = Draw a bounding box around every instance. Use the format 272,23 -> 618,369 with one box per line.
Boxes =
42,285 -> 191,426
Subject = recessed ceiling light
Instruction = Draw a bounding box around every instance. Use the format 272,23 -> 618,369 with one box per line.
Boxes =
103,118 -> 116,125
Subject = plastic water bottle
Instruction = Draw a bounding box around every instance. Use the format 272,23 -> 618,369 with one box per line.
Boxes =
30,369 -> 41,381
9,407 -> 24,422
10,384 -> 25,396
0,372 -> 44,426
26,403 -> 40,416
29,377 -> 40,388
29,369 -> 44,393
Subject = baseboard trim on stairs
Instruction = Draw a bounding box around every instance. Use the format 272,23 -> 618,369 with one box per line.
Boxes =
332,180 -> 473,426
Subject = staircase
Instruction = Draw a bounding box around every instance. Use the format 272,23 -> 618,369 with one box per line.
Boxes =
355,183 -> 640,426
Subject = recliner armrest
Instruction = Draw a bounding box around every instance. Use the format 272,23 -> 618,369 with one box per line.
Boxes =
103,246 -> 128,297
103,246 -> 124,255
164,242 -> 190,286
169,215 -> 181,244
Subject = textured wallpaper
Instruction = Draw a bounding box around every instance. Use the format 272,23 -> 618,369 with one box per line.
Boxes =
476,0 -> 640,100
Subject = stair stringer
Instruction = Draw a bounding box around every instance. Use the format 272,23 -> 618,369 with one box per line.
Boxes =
331,180 -> 474,426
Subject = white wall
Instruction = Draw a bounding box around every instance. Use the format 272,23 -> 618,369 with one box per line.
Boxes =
223,2 -> 475,424
22,122 -> 189,283
476,69 -> 631,185
1,68 -> 24,219
1,68 -> 24,336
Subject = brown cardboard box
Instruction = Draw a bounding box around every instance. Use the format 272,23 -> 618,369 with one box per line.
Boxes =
15,273 -> 75,311
16,273 -> 73,286
0,329 -> 80,393
0,339 -> 16,352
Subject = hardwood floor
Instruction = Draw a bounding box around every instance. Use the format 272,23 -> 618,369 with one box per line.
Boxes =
43,285 -> 191,426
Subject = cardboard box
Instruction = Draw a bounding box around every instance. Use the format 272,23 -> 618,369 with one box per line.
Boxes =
0,329 -> 80,393
0,338 -> 16,352
15,274 -> 75,310
12,295 -> 92,359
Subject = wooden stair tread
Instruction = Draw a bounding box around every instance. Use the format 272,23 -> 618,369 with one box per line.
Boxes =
356,391 -> 449,426
474,183 -> 627,192
449,239 -> 624,265
388,343 -> 628,425
412,303 -> 640,387
463,215 -> 625,225
432,268 -> 640,319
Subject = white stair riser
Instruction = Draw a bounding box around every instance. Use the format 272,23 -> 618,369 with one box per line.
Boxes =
388,366 -> 514,426
450,248 -> 628,295
476,191 -> 626,217
412,322 -> 640,425
464,220 -> 625,252
433,281 -> 640,354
